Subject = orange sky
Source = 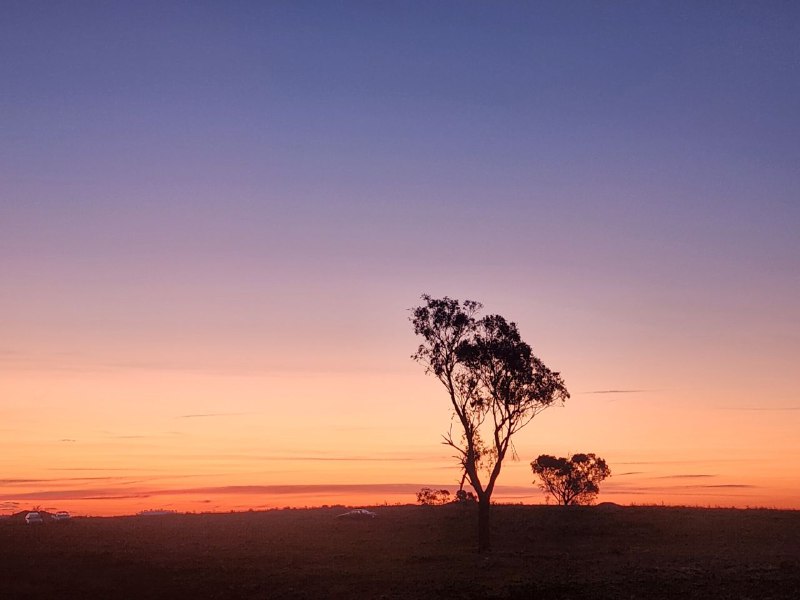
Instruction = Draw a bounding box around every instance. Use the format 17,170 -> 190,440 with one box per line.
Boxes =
2,349 -> 799,516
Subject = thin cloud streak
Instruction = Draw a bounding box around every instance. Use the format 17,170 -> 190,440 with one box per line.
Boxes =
616,459 -> 760,466
656,474 -> 716,479
0,476 -> 124,486
703,484 -> 756,489
0,488 -> 143,500
606,483 -> 758,494
46,467 -> 144,472
583,389 -> 649,395
0,473 -> 214,489
717,406 -> 800,411
165,484 -> 439,496
244,455 -> 423,462
82,494 -> 152,500
0,483 -> 420,501
0,483 -> 538,502
127,452 -> 446,463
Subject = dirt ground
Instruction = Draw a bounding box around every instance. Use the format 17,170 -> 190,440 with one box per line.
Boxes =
2,504 -> 799,599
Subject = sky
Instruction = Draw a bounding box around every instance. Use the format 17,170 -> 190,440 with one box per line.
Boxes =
2,1 -> 799,516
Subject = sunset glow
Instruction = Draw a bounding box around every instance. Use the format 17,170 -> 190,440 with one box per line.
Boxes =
2,2 -> 798,517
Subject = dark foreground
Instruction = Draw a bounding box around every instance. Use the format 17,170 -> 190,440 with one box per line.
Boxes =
2,504 -> 799,599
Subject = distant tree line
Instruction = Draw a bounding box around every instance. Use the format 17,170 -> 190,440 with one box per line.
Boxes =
417,452 -> 610,509
416,487 -> 478,506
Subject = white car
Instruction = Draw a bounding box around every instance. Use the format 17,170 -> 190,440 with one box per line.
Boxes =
336,509 -> 377,519
25,512 -> 44,525
53,511 -> 70,521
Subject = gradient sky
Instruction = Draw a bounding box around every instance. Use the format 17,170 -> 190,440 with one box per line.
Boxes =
2,1 -> 799,515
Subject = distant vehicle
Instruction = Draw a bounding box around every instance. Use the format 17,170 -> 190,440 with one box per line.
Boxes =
25,512 -> 44,525
336,509 -> 376,519
52,511 -> 71,521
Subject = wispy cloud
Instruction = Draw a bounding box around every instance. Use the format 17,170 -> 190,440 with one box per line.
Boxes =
701,484 -> 755,489
717,406 -> 800,411
0,479 -> 764,505
47,467 -> 141,472
132,451 -> 445,463
605,482 -> 758,494
656,474 -> 716,479
165,484 -> 435,496
0,483 -> 418,501
0,488 -> 136,500
583,389 -> 648,395
0,479 -> 46,485
0,476 -> 125,487
0,481 -> 562,503
616,459 -> 758,466
252,455 -> 423,462
81,494 -> 152,500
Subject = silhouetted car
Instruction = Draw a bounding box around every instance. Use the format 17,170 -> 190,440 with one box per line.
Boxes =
24,512 -> 44,525
336,509 -> 376,519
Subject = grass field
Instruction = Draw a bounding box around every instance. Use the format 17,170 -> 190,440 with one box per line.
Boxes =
2,504 -> 799,599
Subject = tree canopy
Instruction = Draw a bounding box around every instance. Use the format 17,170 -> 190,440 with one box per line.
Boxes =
416,488 -> 451,506
531,453 -> 611,506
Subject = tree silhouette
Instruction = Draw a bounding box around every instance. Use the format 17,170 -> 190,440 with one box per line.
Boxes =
416,488 -> 451,506
531,453 -> 611,506
455,489 -> 477,504
411,294 -> 569,552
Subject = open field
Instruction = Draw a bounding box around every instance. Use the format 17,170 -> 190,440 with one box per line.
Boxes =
2,504 -> 799,599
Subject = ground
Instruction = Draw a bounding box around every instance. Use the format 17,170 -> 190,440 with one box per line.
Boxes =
2,504 -> 799,599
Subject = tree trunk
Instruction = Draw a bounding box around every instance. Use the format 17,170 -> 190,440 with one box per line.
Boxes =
478,497 -> 491,553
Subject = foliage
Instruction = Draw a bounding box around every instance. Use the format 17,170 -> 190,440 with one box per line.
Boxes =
531,453 -> 611,505
411,294 -> 569,550
416,488 -> 451,506
455,489 -> 477,504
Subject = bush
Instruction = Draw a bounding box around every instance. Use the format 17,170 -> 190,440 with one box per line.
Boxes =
416,488 -> 451,506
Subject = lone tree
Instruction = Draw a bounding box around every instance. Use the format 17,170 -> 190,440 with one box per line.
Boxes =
531,453 -> 611,506
411,294 -> 569,552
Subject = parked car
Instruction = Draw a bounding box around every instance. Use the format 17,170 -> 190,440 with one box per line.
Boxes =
24,512 -> 44,525
52,511 -> 70,521
336,509 -> 376,519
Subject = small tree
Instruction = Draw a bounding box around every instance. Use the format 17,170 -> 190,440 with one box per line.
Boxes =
455,489 -> 477,504
411,294 -> 569,551
531,453 -> 611,506
416,488 -> 451,506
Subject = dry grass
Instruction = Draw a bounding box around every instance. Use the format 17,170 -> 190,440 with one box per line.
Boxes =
2,504 -> 799,599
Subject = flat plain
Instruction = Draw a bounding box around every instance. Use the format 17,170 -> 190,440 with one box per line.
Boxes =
2,504 -> 799,599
